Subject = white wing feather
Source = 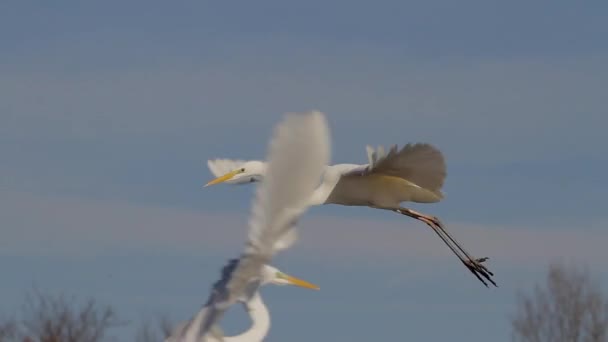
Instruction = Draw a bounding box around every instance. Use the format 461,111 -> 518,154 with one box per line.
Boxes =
246,110 -> 330,255
365,145 -> 374,166
272,228 -> 298,252
368,143 -> 446,193
351,144 -> 446,193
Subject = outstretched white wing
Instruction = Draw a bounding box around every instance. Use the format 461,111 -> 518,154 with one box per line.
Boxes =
348,143 -> 446,193
190,111 -> 331,341
325,143 -> 446,206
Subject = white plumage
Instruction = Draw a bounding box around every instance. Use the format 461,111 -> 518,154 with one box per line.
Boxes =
246,111 -> 330,256
205,128 -> 496,287
168,111 -> 330,342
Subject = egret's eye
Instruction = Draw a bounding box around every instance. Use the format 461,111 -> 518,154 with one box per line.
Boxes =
240,168 -> 245,172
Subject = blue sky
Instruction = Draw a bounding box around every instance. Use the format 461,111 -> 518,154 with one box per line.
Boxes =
1,1 -> 607,340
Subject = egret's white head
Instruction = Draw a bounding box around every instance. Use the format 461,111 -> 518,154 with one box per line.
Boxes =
260,265 -> 320,289
205,160 -> 266,187
239,264 -> 319,303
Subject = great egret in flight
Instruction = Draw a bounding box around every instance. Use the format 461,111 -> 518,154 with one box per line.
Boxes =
205,131 -> 496,287
167,111 -> 330,341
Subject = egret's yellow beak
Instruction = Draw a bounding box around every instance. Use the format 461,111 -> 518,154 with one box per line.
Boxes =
281,273 -> 320,290
204,169 -> 241,187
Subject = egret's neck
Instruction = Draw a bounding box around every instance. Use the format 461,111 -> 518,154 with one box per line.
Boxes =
308,166 -> 341,206
225,291 -> 270,342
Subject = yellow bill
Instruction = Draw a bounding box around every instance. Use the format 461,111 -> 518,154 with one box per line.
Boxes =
204,169 -> 241,187
282,273 -> 320,290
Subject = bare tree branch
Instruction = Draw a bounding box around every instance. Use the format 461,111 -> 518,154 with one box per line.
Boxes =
0,317 -> 19,342
0,290 -> 122,342
512,263 -> 608,342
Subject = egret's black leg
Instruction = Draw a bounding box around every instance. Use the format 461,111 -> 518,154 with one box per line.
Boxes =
393,208 -> 497,287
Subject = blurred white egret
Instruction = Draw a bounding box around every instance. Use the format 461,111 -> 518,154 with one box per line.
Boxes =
167,111 -> 330,341
166,263 -> 319,342
206,132 -> 496,287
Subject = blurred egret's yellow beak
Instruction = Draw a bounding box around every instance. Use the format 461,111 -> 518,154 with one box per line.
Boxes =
204,169 -> 241,187
282,273 -> 320,290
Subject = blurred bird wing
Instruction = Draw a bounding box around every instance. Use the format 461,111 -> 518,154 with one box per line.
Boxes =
165,306 -> 224,342
245,110 -> 330,256
195,111 -> 331,339
168,258 -> 246,342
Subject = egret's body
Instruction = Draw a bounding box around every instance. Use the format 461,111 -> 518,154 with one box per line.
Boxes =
207,141 -> 496,286
168,111 -> 330,342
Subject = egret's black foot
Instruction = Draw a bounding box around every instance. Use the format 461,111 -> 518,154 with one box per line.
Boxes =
464,257 -> 497,287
